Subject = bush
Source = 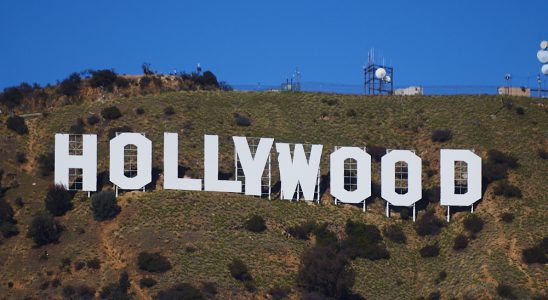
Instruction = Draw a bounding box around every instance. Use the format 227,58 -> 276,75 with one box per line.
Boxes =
522,237 -> 547,264
89,69 -> 118,91
0,198 -> 15,224
115,76 -> 130,88
343,220 -> 389,260
27,212 -> 62,246
415,211 -> 445,236
0,86 -> 23,109
135,107 -> 145,115
435,271 -> 447,284
196,71 -> 219,87
108,125 -> 132,139
297,245 -> 355,298
463,215 -> 484,234
86,257 -> 101,269
138,252 -> 172,273
313,223 -> 338,247
0,222 -> 19,238
37,152 -> 55,176
487,150 -> 518,169
228,258 -> 252,281
235,115 -> 252,127
538,149 -> 548,160
431,129 -> 452,142
201,282 -> 217,296
287,221 -> 316,240
155,283 -> 204,300
16,152 -> 27,164
100,271 -> 130,300
91,191 -> 121,221
482,162 -> 508,185
420,244 -> 440,258
44,184 -> 72,216
140,277 -> 157,288
59,73 -> 81,96
383,225 -> 407,244
86,114 -> 100,125
367,146 -> 387,162
493,181 -> 522,198
453,234 -> 468,250
500,212 -> 515,223
6,116 -> 28,135
496,283 -> 515,299
14,197 -> 24,208
244,215 -> 266,232
164,106 -> 175,115
515,107 -> 525,115
101,106 -> 122,120
139,76 -> 152,90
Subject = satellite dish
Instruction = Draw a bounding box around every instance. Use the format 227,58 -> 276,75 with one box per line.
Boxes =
384,75 -> 391,83
542,64 -> 548,75
375,68 -> 386,79
541,40 -> 548,50
537,50 -> 548,64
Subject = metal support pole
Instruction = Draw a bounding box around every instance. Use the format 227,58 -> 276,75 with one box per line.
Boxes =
413,203 -> 416,222
386,201 -> 390,217
447,206 -> 450,222
268,154 -> 271,200
363,201 -> 366,212
471,204 -> 474,213
115,185 -> 118,198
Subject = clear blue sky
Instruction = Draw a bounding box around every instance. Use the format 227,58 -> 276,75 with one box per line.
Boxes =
0,0 -> 546,89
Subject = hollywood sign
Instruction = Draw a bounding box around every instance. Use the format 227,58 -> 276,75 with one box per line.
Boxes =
54,133 -> 481,220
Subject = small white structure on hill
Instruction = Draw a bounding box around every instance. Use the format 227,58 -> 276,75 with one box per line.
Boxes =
395,86 -> 423,96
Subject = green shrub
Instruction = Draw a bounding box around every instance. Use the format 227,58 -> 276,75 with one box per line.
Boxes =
515,107 -> 524,115
493,181 -> 522,198
453,234 -> 468,250
244,215 -> 266,232
415,211 -> 445,236
228,258 -> 252,281
500,212 -> 515,223
6,116 -> 28,135
90,69 -> 118,91
138,252 -> 172,273
100,271 -> 130,300
37,152 -> 55,176
343,220 -> 389,260
538,149 -> 548,160
86,257 -> 101,269
16,152 -> 27,164
383,224 -> 407,244
313,223 -> 338,247
0,222 -> 19,238
367,146 -> 387,162
135,107 -> 145,115
235,114 -> 252,127
101,106 -> 122,120
463,214 -> 484,234
27,212 -> 62,246
59,73 -> 82,96
419,244 -> 440,258
297,245 -> 355,298
487,149 -> 518,169
44,184 -> 73,216
115,76 -> 130,88
91,191 -> 121,221
431,129 -> 452,142
164,106 -> 175,115
155,283 -> 204,300
86,114 -> 100,125
287,220 -> 316,240
496,283 -> 515,299
0,198 -> 15,223
522,237 -> 547,264
140,277 -> 157,288
0,86 -> 23,109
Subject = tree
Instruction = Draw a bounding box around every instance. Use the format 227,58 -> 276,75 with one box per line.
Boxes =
297,245 -> 355,298
27,212 -> 62,246
6,116 -> 28,135
59,73 -> 82,96
89,69 -> 118,91
91,191 -> 121,221
0,86 -> 23,110
244,215 -> 266,232
138,252 -> 172,273
44,184 -> 72,216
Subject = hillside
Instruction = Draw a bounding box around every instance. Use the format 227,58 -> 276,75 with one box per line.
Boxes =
0,91 -> 546,299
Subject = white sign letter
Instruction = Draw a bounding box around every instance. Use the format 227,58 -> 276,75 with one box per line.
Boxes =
163,133 -> 202,190
110,133 -> 152,190
233,136 -> 274,196
204,135 -> 242,193
330,147 -> 371,204
54,134 -> 97,191
381,150 -> 422,207
276,143 -> 323,201
440,149 -> 481,206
